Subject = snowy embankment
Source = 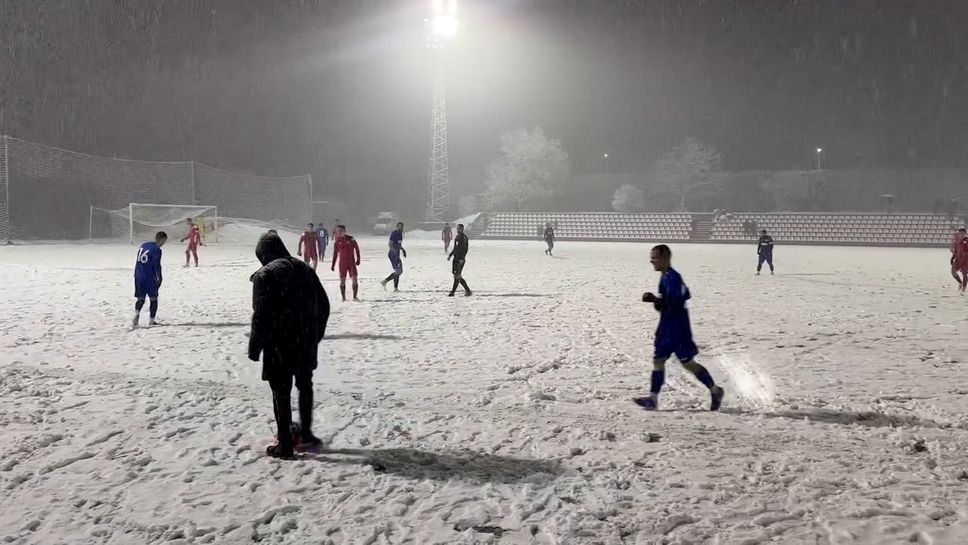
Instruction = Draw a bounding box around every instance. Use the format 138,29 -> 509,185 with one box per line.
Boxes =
2,235 -> 968,544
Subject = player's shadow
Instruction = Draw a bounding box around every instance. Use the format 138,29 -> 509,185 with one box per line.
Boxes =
325,333 -> 402,340
401,289 -> 455,294
306,447 -> 563,483
163,321 -> 248,328
753,408 -> 947,430
473,293 -> 553,298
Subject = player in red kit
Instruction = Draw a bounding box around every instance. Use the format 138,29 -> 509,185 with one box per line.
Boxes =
442,223 -> 453,253
331,224 -> 361,301
181,218 -> 203,267
297,222 -> 319,270
951,227 -> 968,293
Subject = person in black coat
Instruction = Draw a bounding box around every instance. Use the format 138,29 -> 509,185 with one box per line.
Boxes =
248,232 -> 330,459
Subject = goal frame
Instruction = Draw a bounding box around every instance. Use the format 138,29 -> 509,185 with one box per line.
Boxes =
88,203 -> 218,244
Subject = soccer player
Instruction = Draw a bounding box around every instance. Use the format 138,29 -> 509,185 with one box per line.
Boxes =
952,227 -> 968,293
297,223 -> 319,270
181,218 -> 203,267
316,223 -> 329,262
248,232 -> 329,460
442,223 -> 453,253
133,231 -> 167,327
756,228 -> 774,275
381,222 -> 407,292
331,224 -> 361,301
634,244 -> 724,411
447,223 -> 472,297
543,222 -> 556,256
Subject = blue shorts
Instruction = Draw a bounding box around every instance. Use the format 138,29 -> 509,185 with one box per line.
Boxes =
134,277 -> 159,299
654,335 -> 698,362
389,254 -> 403,275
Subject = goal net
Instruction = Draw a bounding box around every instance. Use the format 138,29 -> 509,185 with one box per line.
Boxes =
90,203 -> 218,244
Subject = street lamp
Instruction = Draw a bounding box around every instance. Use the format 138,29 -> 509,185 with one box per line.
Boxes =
815,147 -> 823,170
425,0 -> 458,223
602,153 -> 610,174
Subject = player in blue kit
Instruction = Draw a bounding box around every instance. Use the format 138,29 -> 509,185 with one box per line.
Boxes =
756,229 -> 775,275
543,222 -> 556,256
133,231 -> 168,327
634,244 -> 724,411
380,222 -> 407,292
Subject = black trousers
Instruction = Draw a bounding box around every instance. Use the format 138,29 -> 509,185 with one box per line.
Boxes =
268,369 -> 314,453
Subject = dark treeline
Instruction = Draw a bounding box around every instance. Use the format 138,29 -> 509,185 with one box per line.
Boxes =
2,0 -> 967,216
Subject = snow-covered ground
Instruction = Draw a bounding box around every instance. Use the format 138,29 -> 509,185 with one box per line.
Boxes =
2,228 -> 968,544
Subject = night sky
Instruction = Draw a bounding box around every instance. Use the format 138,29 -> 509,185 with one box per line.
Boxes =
2,0 -> 967,212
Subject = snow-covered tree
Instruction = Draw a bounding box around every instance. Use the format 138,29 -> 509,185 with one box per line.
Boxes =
611,184 -> 646,212
655,138 -> 727,211
484,127 -> 569,211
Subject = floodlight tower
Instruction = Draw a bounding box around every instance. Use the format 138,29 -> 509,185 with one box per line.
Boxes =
425,0 -> 457,223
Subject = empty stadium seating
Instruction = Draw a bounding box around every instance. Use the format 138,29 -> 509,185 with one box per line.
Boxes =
480,213 -> 692,241
479,212 -> 962,247
710,213 -> 961,246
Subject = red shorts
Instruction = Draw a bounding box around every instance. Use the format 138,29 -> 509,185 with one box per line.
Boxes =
303,249 -> 318,261
186,243 -> 198,252
955,258 -> 968,273
338,261 -> 358,280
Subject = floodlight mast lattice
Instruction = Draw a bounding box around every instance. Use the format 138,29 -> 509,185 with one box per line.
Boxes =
425,0 -> 457,223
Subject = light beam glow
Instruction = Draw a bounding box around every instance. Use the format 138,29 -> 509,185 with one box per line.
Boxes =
431,0 -> 458,38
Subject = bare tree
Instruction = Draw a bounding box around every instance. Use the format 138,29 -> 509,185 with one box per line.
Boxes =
655,138 -> 727,211
611,184 -> 646,212
484,127 -> 570,212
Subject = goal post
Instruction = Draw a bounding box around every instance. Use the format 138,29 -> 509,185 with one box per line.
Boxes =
90,203 -> 218,244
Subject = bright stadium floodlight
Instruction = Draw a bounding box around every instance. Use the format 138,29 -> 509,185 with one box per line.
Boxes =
424,0 -> 458,222
431,0 -> 458,38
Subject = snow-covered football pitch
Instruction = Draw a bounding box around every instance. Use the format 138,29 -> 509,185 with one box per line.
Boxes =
2,224 -> 968,545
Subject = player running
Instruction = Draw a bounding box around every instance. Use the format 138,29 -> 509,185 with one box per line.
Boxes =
331,224 -> 361,301
316,223 -> 329,262
133,231 -> 167,328
181,218 -> 203,267
634,244 -> 724,411
381,222 -> 407,292
543,222 -> 556,256
952,227 -> 968,293
447,223 -> 472,297
756,229 -> 774,275
442,223 -> 453,253
297,223 -> 319,270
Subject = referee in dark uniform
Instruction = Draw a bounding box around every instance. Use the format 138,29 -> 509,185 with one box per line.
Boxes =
447,224 -> 472,297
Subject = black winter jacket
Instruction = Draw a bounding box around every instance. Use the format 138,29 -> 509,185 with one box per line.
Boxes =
248,233 -> 330,381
